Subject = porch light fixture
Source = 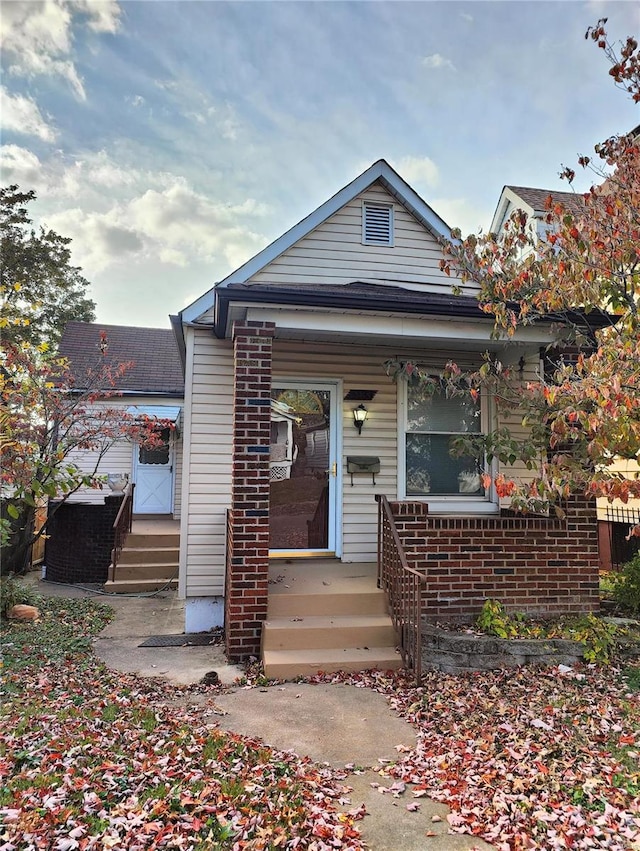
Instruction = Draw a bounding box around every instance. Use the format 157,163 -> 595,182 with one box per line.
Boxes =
352,404 -> 368,435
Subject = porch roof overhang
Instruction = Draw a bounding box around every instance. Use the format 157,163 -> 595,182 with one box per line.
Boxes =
210,282 -> 610,350
126,404 -> 182,427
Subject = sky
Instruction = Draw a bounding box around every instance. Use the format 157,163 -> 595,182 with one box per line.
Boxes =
1,0 -> 639,329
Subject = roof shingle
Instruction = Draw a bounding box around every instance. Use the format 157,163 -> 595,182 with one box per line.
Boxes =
506,186 -> 585,215
58,322 -> 184,395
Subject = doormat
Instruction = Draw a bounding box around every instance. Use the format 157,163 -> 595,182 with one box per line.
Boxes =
139,634 -> 221,648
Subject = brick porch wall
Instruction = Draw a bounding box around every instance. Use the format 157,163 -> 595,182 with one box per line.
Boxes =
388,494 -> 599,622
225,321 -> 275,662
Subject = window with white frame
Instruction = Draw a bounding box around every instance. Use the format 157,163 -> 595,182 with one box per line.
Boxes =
404,380 -> 486,498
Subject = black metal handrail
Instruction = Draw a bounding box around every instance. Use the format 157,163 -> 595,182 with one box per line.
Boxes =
109,482 -> 135,582
376,494 -> 427,682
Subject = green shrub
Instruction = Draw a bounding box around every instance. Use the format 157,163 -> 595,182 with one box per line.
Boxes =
0,574 -> 42,617
476,599 -> 518,638
613,553 -> 640,615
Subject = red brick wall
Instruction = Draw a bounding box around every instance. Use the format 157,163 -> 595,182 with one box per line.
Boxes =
388,495 -> 599,622
225,321 -> 275,662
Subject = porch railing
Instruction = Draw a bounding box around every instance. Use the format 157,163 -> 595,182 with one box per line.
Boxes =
376,494 -> 427,683
109,482 -> 135,582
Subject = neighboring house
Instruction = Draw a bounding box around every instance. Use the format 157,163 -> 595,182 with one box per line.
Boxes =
173,159 -> 603,671
490,185 -> 640,569
489,184 -> 585,254
58,322 -> 185,518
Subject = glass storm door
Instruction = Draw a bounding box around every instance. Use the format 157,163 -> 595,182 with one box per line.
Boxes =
132,427 -> 174,514
269,383 -> 337,555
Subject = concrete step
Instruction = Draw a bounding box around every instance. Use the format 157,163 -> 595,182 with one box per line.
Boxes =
262,646 -> 402,680
268,590 -> 389,618
112,562 -> 179,581
118,547 -> 180,565
103,577 -> 178,594
262,615 -> 397,652
125,532 -> 180,548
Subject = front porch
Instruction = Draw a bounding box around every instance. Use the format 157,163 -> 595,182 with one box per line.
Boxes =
262,558 -> 401,679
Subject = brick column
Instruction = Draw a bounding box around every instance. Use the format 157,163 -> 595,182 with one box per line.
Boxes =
225,321 -> 275,662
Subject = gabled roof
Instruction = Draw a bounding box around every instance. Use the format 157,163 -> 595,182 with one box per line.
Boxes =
58,322 -> 184,395
505,185 -> 585,215
490,185 -> 585,234
181,159 -> 456,324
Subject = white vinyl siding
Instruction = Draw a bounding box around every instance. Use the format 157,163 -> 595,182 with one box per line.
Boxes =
273,340 -> 398,563
65,397 -> 184,516
494,352 -> 543,507
247,184 -> 474,294
179,328 -> 233,598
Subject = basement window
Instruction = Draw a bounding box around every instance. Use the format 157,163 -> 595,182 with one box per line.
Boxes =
362,201 -> 394,246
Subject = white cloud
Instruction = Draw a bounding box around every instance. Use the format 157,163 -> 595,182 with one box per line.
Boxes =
395,155 -> 440,188
0,0 -> 122,100
460,12 -> 473,23
127,184 -> 268,267
0,87 -> 57,142
46,206 -> 143,273
41,178 -> 270,278
422,53 -> 456,72
0,145 -> 44,186
70,0 -> 121,33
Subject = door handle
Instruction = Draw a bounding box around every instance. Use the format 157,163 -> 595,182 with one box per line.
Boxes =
325,462 -> 337,477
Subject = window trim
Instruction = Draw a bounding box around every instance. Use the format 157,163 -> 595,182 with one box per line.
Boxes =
397,377 -> 499,514
362,200 -> 394,247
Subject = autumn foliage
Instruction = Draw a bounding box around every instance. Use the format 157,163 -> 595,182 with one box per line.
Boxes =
430,20 -> 640,512
1,303 -> 170,573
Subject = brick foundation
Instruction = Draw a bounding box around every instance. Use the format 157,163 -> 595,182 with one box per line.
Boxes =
388,495 -> 599,622
225,321 -> 275,662
44,495 -> 123,584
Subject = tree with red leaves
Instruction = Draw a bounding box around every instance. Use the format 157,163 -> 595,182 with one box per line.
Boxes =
398,20 -> 640,514
1,305 -> 170,574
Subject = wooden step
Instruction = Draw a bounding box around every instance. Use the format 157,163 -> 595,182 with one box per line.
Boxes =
103,577 -> 178,593
262,615 -> 397,652
262,646 -> 402,679
118,547 -> 180,565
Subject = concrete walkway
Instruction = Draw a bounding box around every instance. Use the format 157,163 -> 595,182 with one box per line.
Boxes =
31,577 -> 493,850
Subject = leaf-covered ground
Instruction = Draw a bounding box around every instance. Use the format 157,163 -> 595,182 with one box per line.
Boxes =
306,665 -> 640,850
2,597 -> 639,850
0,598 -> 364,850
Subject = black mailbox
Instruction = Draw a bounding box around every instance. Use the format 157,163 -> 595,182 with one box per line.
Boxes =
346,456 -> 380,485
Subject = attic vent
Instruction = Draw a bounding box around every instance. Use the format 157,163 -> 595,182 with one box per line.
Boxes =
362,202 -> 393,246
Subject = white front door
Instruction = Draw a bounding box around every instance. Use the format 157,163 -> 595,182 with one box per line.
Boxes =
132,427 -> 174,514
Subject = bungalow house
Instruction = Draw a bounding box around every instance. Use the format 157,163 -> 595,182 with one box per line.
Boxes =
167,160 -> 601,676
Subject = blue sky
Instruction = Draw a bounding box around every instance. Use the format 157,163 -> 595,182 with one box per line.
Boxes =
1,0 -> 638,328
